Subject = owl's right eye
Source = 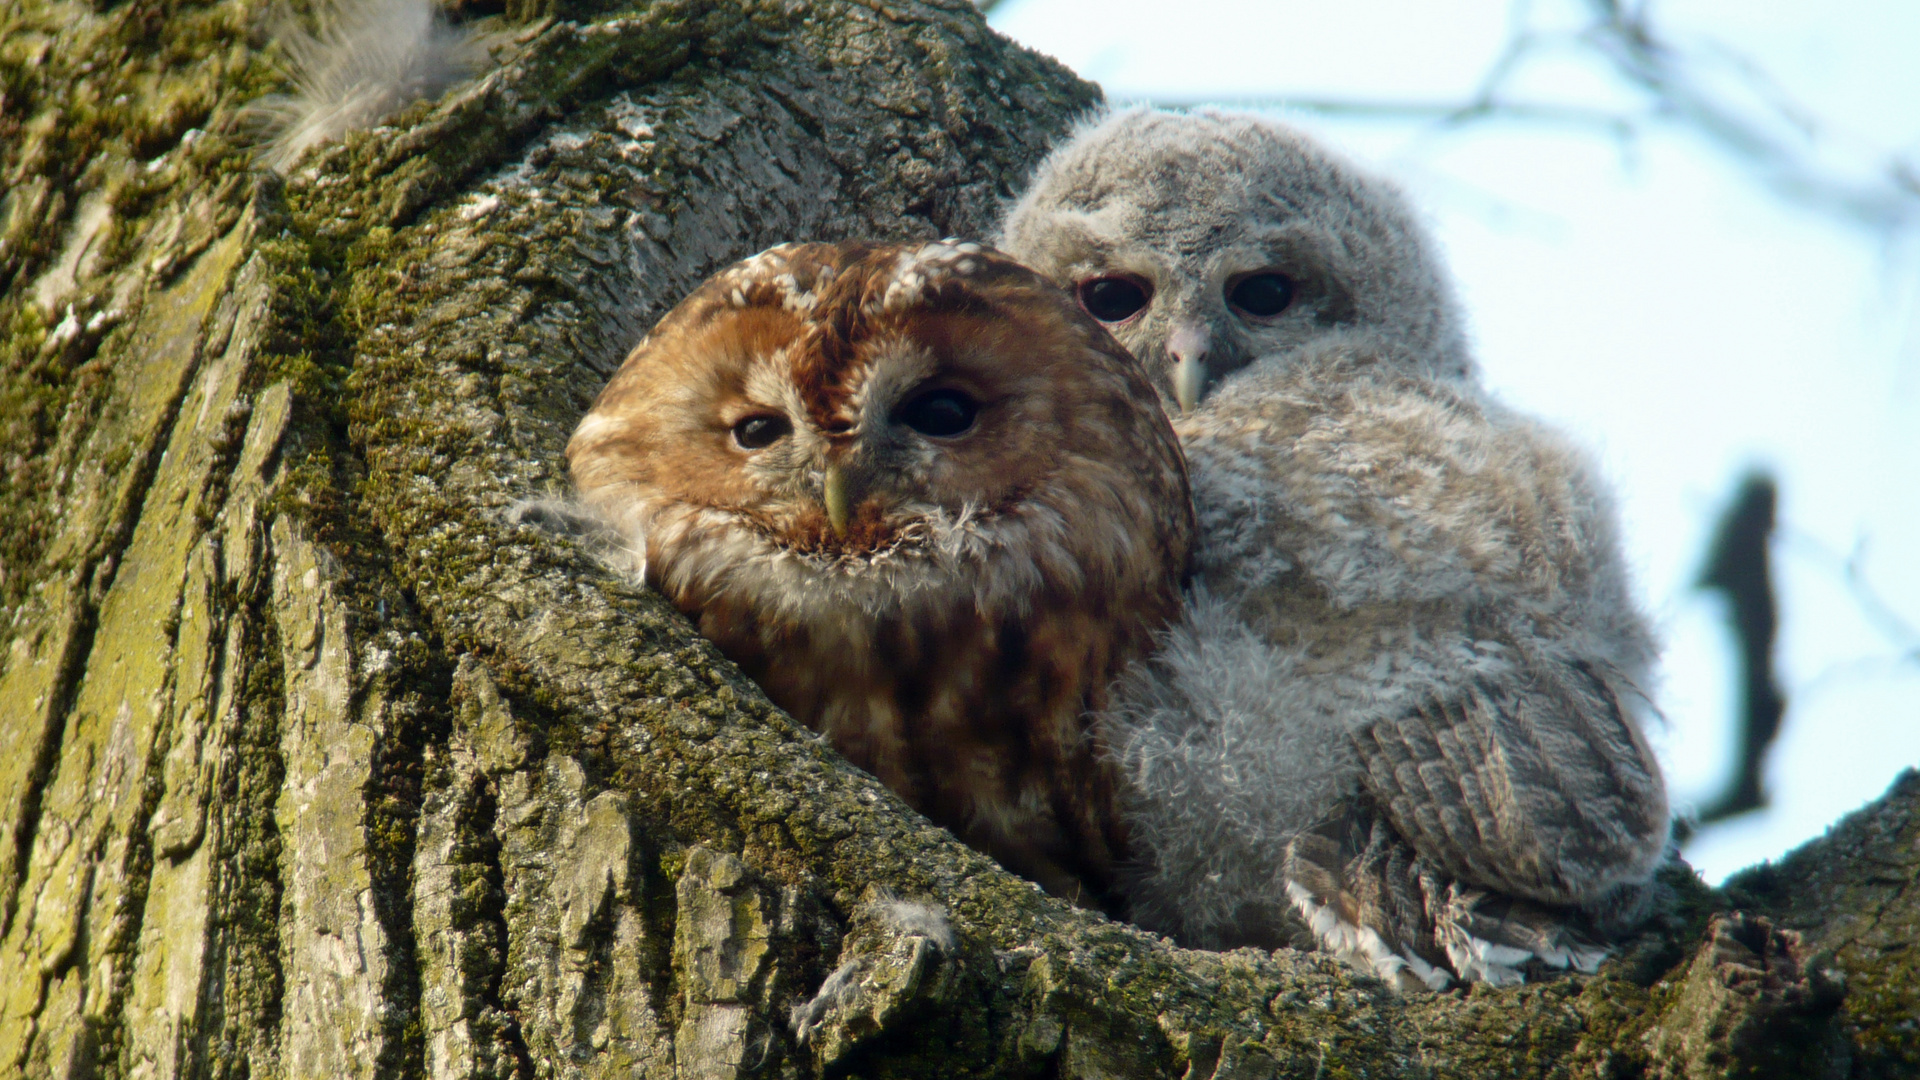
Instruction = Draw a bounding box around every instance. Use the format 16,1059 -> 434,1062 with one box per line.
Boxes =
731,413 -> 791,450
1077,277 -> 1151,323
896,388 -> 978,438
1227,272 -> 1295,318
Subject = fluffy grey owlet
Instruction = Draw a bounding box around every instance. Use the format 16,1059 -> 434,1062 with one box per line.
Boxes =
1000,108 -> 1670,990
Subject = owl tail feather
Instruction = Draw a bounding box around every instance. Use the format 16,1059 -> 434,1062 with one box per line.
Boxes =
1283,800 -> 1611,991
1430,882 -> 1610,985
1284,880 -> 1451,992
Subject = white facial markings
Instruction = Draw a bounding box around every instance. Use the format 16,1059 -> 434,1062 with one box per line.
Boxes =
770,272 -> 821,314
729,243 -> 797,284
739,342 -> 801,423
569,410 -> 626,446
716,245 -> 850,317
850,335 -> 939,433
870,239 -> 990,316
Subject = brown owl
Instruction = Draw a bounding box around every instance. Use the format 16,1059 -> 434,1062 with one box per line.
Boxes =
566,240 -> 1194,912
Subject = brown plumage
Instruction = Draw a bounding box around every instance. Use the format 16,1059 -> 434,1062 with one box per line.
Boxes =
566,241 -> 1193,912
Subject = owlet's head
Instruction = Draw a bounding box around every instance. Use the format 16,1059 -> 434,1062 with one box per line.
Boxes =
1000,108 -> 1474,413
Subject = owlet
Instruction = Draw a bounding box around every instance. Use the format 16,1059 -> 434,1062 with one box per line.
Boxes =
1002,109 -> 1669,988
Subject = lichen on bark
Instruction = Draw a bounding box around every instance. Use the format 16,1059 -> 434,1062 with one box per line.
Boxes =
1,0 -> 1915,1077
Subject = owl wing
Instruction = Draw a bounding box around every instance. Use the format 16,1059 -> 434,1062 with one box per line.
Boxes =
1283,797 -> 1612,990
1352,656 -> 1668,913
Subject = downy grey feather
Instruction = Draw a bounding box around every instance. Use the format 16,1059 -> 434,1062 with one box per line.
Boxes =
1001,108 -> 1670,989
247,0 -> 492,173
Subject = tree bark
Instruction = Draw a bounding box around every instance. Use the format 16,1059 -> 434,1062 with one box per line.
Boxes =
0,1 -> 1914,1077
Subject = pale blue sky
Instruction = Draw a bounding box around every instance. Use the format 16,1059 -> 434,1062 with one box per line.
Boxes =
990,0 -> 1920,882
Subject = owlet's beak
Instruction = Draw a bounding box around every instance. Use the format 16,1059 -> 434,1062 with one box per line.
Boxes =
1167,322 -> 1212,414
822,464 -> 852,537
1171,353 -> 1206,414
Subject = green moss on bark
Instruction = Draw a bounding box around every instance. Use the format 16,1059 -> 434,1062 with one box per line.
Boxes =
1,0 -> 1914,1076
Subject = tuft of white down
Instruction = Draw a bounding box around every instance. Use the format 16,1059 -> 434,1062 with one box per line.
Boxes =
248,0 -> 494,173
1103,583 -> 1517,949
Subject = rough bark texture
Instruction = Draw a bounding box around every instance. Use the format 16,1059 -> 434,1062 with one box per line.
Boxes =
0,0 -> 1915,1077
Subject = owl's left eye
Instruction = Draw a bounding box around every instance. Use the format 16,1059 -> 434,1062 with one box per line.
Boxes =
896,388 -> 978,438
732,413 -> 792,450
1228,272 -> 1295,318
1078,276 -> 1151,323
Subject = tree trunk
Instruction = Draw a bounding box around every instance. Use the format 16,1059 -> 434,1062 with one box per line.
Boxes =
0,1 -> 1914,1077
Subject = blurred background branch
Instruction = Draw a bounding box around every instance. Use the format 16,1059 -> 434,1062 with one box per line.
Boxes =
1779,528 -> 1920,676
1692,472 -> 1785,828
1116,0 -> 1920,235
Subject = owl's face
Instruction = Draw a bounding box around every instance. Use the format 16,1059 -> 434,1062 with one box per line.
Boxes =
1000,108 -> 1474,413
567,240 -> 1191,629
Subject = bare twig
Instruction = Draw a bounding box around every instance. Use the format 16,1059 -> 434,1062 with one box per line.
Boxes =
1765,528 -> 1920,706
1146,96 -> 1638,139
1775,529 -> 1920,658
1578,0 -> 1918,231
1129,0 -> 1920,236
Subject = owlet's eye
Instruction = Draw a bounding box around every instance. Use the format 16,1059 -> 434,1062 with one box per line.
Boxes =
896,388 -> 978,438
1077,277 -> 1151,323
731,413 -> 792,450
1228,273 -> 1295,318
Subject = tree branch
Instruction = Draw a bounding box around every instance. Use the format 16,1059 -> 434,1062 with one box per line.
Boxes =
1137,0 -> 1920,235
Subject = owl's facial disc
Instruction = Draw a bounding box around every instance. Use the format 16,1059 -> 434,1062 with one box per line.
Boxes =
1010,192 -> 1354,410
1060,250 -> 1278,412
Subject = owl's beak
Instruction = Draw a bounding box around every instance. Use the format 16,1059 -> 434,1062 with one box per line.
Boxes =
1171,353 -> 1207,414
823,464 -> 852,537
1167,322 -> 1212,413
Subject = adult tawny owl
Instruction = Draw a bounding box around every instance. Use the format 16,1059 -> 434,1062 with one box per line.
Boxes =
1001,109 -> 1669,988
566,240 -> 1193,913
